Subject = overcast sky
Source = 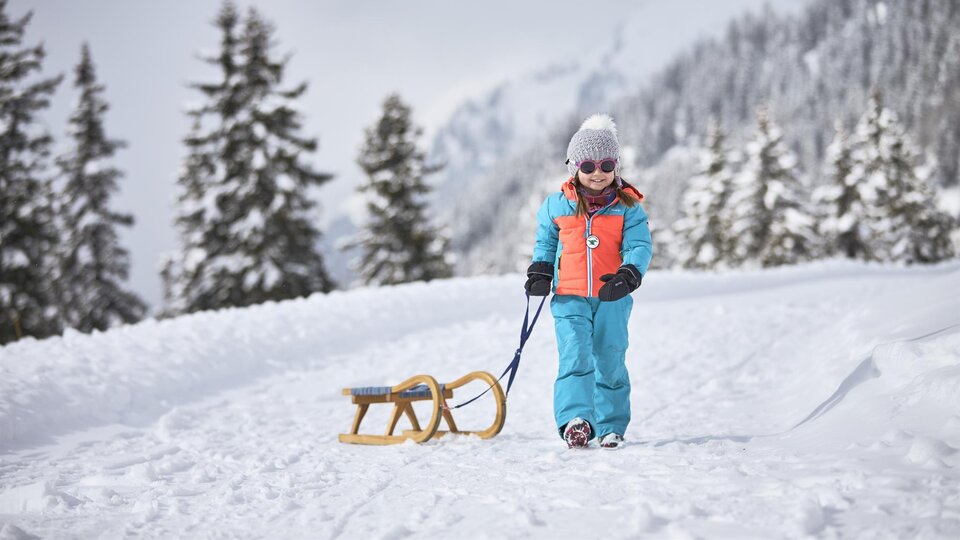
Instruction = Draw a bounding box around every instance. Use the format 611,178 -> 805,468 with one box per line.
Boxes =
15,0 -> 806,309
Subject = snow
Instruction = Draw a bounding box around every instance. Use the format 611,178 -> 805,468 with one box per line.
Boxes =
1,261 -> 960,538
274,174 -> 295,193
0,249 -> 29,269
876,2 -> 888,25
783,206 -> 814,230
802,49 -> 820,77
939,186 -> 960,217
230,208 -> 265,237
81,159 -> 103,177
251,149 -> 266,170
183,247 -> 206,273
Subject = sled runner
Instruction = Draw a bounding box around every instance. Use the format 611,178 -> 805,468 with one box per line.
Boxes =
338,371 -> 506,445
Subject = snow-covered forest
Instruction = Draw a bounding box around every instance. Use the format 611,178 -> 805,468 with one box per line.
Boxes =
2,0 -> 960,537
437,0 -> 960,274
0,1 -> 144,344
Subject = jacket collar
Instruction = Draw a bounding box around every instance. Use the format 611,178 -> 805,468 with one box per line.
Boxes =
560,177 -> 645,205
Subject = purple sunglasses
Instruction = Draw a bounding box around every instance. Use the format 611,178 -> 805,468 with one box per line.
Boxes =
572,158 -> 617,174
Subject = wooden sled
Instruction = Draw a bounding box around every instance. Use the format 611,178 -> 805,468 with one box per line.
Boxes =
339,371 -> 506,445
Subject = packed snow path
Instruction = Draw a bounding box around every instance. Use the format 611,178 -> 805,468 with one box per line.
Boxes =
1,262 -> 959,538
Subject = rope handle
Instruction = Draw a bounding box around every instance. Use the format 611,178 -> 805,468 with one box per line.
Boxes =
446,292 -> 548,410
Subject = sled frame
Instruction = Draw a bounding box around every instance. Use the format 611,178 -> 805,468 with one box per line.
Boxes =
338,371 -> 506,445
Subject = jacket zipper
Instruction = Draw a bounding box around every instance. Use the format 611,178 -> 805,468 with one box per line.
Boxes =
585,199 -> 618,298
585,214 -> 593,297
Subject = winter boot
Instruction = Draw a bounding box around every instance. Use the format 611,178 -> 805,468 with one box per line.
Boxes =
599,433 -> 624,450
563,417 -> 592,449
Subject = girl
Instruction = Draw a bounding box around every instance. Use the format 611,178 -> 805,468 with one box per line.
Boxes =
524,114 -> 653,449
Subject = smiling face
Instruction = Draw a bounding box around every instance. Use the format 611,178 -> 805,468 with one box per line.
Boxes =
576,166 -> 616,195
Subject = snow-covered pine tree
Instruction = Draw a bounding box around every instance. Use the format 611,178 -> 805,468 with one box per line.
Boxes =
161,2 -> 240,316
161,113 -> 216,316
351,94 -> 452,286
814,122 -> 872,259
647,225 -> 678,271
164,2 -> 334,314
0,1 -> 64,344
850,92 -> 955,263
55,44 -> 146,332
726,106 -> 817,267
673,120 -> 735,269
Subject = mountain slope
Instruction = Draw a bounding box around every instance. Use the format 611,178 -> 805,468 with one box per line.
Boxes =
423,1 -> 808,262
1,261 -> 959,538
444,0 -> 960,274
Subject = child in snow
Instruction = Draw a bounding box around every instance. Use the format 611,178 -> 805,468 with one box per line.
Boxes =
525,114 -> 653,449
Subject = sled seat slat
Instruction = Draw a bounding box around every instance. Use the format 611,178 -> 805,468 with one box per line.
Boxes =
346,383 -> 447,399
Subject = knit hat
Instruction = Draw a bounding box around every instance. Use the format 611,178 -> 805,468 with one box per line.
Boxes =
566,113 -> 621,178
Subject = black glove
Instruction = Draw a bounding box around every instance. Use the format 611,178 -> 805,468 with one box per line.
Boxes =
524,261 -> 553,296
598,264 -> 641,302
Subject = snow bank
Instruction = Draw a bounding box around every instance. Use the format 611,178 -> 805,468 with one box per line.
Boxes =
1,260 -> 959,539
0,276 -> 523,450
2,260 -> 957,452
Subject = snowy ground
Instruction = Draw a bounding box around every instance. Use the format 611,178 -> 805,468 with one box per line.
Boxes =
1,261 -> 959,539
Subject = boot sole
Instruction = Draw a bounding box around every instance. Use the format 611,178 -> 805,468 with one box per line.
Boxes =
564,424 -> 591,448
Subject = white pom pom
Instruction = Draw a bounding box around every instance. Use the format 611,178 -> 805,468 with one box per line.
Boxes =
579,113 -> 617,135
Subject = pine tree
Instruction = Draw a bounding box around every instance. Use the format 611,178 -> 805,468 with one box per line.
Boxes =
817,123 -> 854,256
673,120 -> 735,269
647,225 -> 678,271
160,114 -> 209,316
850,92 -> 955,263
161,2 -> 240,316
55,44 -> 146,332
352,94 -> 452,286
814,122 -> 872,259
163,2 -> 334,314
726,106 -> 817,267
0,1 -> 64,344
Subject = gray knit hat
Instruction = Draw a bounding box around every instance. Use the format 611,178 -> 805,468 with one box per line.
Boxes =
566,113 -> 621,178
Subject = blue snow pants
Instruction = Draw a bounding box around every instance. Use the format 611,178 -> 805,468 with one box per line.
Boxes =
551,294 -> 633,440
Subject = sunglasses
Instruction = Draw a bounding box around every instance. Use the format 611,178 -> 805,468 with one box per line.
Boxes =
575,159 -> 617,174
